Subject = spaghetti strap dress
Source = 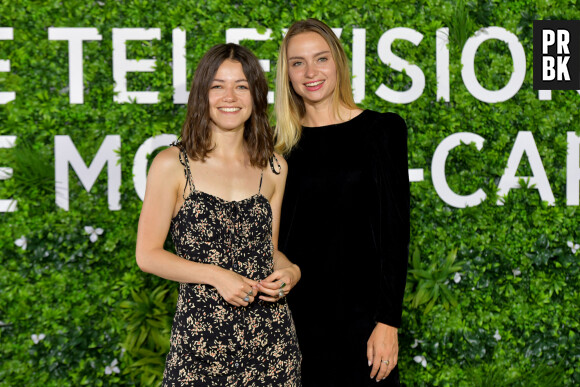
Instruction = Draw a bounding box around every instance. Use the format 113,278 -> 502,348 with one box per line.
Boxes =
162,147 -> 301,386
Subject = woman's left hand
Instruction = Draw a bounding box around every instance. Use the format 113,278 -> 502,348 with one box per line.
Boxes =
367,323 -> 399,381
257,265 -> 300,302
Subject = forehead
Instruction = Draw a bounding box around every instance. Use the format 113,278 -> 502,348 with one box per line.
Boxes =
287,31 -> 331,57
214,59 -> 246,80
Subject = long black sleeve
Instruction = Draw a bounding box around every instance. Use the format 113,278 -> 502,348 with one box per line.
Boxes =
371,112 -> 410,327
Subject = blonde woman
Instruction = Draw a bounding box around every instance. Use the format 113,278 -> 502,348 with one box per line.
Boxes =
137,43 -> 301,386
275,19 -> 410,386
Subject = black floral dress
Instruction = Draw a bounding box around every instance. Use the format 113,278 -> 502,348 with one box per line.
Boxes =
162,148 -> 301,386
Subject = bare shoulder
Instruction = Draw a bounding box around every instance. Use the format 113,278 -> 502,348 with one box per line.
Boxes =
151,146 -> 181,170
147,146 -> 183,186
270,152 -> 288,180
261,152 -> 287,201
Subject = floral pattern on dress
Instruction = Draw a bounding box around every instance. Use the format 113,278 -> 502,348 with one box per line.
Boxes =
162,149 -> 301,386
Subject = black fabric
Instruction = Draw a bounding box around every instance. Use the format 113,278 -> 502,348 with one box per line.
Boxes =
279,110 -> 410,386
162,149 -> 301,385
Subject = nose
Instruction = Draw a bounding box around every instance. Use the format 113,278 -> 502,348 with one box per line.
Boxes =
222,86 -> 236,102
305,63 -> 316,78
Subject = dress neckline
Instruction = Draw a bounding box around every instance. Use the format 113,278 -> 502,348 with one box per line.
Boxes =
190,189 -> 263,204
302,109 -> 369,129
171,190 -> 268,222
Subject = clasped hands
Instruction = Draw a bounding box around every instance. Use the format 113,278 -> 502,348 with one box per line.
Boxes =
213,266 -> 298,307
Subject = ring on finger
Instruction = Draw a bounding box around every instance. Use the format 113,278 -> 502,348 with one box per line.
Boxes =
381,359 -> 390,366
279,282 -> 286,289
278,289 -> 284,298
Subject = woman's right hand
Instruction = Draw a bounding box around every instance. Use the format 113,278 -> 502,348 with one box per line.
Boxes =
212,268 -> 259,307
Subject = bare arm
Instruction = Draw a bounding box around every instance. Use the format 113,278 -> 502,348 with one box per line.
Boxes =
135,147 -> 257,306
271,155 -> 300,275
258,154 -> 301,301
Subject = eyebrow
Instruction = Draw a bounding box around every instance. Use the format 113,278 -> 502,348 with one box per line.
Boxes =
212,79 -> 248,83
288,50 -> 331,61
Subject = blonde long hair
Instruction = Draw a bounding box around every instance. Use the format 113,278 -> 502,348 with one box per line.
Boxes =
274,18 -> 358,155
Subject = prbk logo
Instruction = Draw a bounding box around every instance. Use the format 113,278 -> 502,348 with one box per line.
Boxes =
533,20 -> 580,90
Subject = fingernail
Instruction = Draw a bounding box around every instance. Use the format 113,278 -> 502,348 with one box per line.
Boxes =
368,360 -> 372,366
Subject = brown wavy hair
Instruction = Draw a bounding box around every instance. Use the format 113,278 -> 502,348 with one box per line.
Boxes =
179,43 -> 273,168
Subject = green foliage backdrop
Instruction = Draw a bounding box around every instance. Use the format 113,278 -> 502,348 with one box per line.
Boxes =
1,0 -> 579,385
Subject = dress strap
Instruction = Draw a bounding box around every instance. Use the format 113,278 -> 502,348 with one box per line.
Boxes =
177,147 -> 195,199
260,154 -> 281,193
269,154 -> 281,175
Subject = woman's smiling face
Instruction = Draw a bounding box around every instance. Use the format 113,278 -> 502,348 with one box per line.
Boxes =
208,59 -> 253,133
286,31 -> 337,107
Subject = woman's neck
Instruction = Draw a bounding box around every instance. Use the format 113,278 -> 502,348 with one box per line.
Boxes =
210,127 -> 248,163
302,102 -> 360,127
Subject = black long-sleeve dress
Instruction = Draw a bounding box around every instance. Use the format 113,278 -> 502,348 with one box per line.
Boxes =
279,110 -> 410,386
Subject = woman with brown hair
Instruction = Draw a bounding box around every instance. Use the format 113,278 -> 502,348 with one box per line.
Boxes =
276,19 -> 410,386
136,43 -> 301,386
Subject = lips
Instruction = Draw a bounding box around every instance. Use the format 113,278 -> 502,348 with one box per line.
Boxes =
304,80 -> 325,91
218,107 -> 241,112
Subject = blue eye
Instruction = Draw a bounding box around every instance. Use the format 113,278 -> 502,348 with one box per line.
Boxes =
291,61 -> 302,67
318,57 -> 327,63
